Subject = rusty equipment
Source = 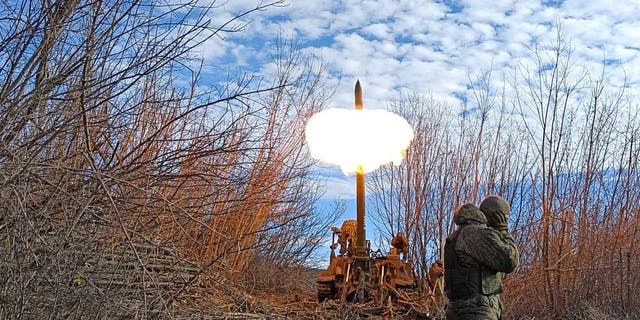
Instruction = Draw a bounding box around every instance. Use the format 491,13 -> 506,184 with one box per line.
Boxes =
316,81 -> 416,305
316,220 -> 415,304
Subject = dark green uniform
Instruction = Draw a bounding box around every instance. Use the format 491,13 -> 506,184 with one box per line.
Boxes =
444,200 -> 519,320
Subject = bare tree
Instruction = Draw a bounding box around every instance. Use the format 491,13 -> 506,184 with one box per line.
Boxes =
0,0 -> 340,318
368,26 -> 640,319
503,26 -> 640,318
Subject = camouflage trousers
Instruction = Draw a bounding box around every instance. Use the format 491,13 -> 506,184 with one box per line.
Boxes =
445,294 -> 502,320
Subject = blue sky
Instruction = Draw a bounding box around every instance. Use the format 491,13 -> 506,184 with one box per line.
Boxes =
201,0 -> 640,201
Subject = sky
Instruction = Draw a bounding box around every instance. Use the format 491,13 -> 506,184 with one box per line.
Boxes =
202,0 -> 640,201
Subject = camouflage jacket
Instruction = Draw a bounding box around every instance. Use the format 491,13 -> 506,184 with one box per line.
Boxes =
444,204 -> 519,320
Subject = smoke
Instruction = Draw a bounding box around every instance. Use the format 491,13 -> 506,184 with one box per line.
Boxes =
305,108 -> 414,175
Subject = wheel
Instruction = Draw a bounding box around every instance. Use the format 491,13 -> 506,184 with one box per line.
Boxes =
317,282 -> 335,302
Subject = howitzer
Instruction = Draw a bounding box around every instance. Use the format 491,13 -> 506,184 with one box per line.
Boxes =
315,82 -> 416,305
316,220 -> 415,304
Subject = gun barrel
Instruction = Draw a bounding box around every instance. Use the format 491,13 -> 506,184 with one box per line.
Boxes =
354,80 -> 366,255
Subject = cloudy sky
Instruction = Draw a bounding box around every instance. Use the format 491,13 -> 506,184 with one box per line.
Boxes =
203,0 -> 640,199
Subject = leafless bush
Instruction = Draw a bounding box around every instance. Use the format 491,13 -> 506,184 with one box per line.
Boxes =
367,25 -> 640,318
0,0 -> 338,318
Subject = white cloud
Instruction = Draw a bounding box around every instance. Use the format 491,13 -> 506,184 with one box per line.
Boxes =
214,0 -> 640,89
200,0 -> 640,198
361,23 -> 392,40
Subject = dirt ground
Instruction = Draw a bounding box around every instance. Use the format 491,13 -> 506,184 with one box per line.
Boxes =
172,268 -> 443,319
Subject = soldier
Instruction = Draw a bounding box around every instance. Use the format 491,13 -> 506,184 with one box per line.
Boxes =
444,196 -> 519,320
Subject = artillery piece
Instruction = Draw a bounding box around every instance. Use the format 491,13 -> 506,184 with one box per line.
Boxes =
314,82 -> 416,305
316,220 -> 415,305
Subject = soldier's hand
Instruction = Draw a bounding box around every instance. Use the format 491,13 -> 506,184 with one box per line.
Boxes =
480,195 -> 511,233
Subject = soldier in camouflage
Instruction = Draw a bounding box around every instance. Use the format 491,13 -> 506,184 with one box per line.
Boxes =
444,196 -> 519,320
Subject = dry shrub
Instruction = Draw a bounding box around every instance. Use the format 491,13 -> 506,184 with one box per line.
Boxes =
0,0 -> 338,318
367,26 -> 640,320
